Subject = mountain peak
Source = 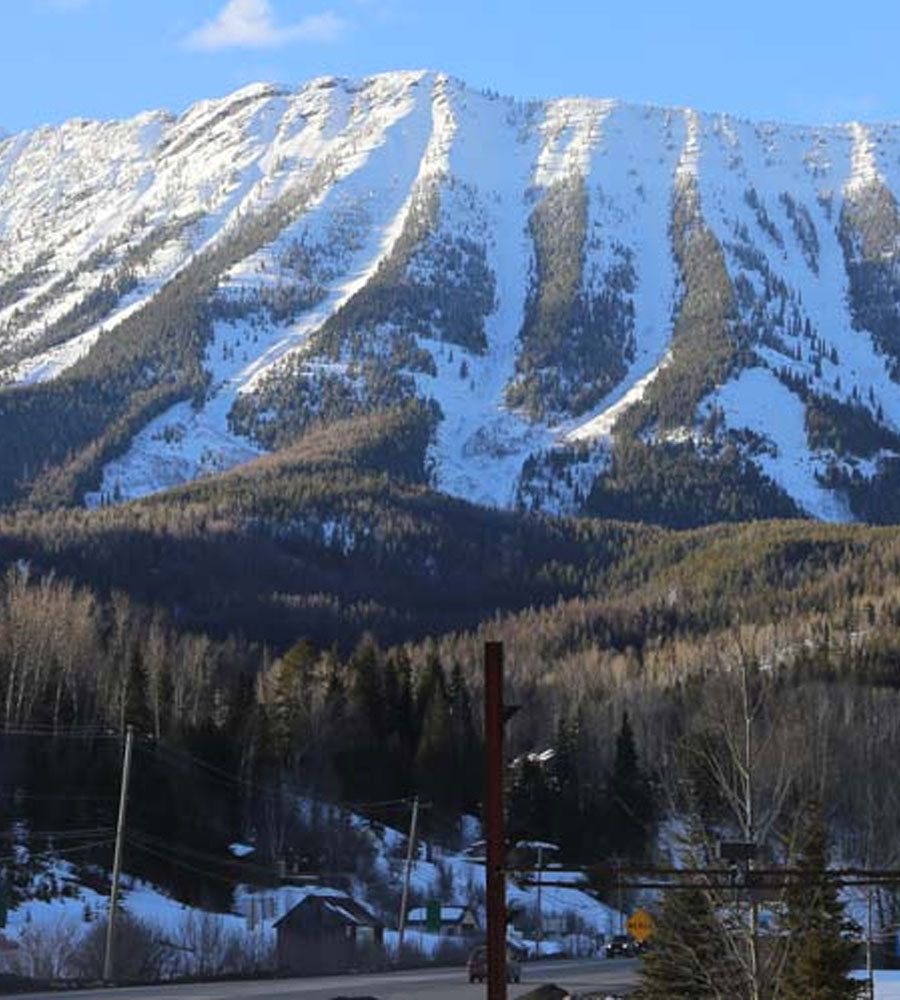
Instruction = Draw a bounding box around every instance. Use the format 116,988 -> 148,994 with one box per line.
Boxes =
2,73 -> 900,526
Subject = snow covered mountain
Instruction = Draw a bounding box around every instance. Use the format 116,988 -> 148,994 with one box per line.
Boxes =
3,71 -> 900,524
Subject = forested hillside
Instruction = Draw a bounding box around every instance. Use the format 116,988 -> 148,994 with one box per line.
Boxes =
3,409 -> 900,914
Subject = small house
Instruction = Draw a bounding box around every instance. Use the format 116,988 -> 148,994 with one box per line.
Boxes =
274,892 -> 384,974
405,903 -> 479,937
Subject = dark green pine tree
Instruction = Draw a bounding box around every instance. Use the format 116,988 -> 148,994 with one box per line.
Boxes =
606,711 -> 655,860
339,638 -> 387,799
414,659 -> 456,814
636,881 -> 742,1000
382,653 -> 416,799
508,756 -> 555,845
637,815 -> 744,1000
781,802 -> 863,1000
549,716 -> 584,856
447,662 -> 481,814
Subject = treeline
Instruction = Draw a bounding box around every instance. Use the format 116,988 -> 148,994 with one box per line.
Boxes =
0,576 -> 487,903
585,174 -> 764,527
0,408 -> 650,648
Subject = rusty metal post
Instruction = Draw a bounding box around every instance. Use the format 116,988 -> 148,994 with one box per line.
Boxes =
484,641 -> 507,1000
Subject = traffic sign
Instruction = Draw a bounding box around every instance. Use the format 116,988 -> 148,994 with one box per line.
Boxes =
626,908 -> 655,943
426,900 -> 441,933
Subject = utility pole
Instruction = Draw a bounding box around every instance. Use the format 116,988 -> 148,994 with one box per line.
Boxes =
397,795 -> 419,955
867,888 -> 874,1000
741,657 -> 761,1000
104,724 -> 135,983
536,843 -> 543,960
616,858 -> 624,934
484,641 -> 507,1000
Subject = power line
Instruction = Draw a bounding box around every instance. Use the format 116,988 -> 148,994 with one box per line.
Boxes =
0,837 -> 116,866
0,827 -> 115,840
125,835 -> 256,887
142,742 -> 273,798
127,829 -> 284,878
127,829 -> 348,883
0,727 -> 119,740
0,789 -> 117,802
145,739 -> 415,813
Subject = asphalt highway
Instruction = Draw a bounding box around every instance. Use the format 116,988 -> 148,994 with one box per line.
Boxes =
11,958 -> 640,1000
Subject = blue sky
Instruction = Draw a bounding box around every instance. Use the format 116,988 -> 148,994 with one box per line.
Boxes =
1,0 -> 897,134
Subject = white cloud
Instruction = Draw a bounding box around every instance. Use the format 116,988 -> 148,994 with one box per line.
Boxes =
185,0 -> 348,51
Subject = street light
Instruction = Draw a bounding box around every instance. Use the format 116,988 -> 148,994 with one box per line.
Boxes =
516,839 -> 560,958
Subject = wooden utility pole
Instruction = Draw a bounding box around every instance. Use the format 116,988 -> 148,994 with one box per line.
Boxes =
104,724 -> 135,983
741,657 -> 761,1000
535,843 -> 543,960
397,795 -> 420,954
484,641 -> 507,1000
867,888 -> 874,1000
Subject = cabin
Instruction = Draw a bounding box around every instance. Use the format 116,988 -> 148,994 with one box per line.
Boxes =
405,903 -> 480,937
273,892 -> 384,974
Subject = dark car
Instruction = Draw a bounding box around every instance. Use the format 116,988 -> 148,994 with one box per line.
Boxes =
467,945 -> 522,983
605,934 -> 636,958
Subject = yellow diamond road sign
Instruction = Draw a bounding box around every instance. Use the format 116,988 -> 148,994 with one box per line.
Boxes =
626,908 -> 655,943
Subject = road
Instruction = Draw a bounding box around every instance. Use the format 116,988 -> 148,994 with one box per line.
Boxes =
11,959 -> 639,1000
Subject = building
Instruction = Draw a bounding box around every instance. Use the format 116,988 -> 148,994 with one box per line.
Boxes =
405,903 -> 479,937
273,893 -> 384,974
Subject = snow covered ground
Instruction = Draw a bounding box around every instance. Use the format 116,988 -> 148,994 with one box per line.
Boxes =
1,805 -> 622,980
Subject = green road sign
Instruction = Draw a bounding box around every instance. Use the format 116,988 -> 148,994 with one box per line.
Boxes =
426,900 -> 441,933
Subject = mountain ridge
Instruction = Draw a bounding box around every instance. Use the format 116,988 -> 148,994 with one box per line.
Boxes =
3,70 -> 900,525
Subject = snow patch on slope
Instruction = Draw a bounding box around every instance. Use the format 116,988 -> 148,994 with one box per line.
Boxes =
712,366 -> 850,521
846,122 -> 880,193
417,88 -> 545,508
567,354 -> 672,443
534,98 -> 613,186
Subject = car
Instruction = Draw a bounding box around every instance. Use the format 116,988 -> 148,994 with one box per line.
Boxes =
605,933 -> 636,958
466,945 -> 522,983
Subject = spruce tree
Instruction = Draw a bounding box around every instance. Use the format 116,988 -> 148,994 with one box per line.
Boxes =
606,711 -> 655,859
636,879 -> 742,1000
781,802 -> 862,1000
414,672 -> 455,812
635,802 -> 758,1000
